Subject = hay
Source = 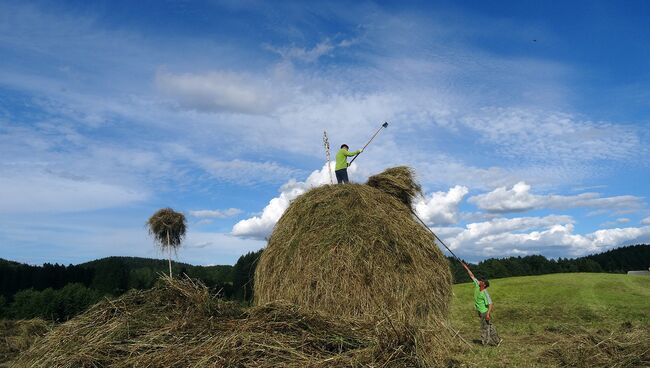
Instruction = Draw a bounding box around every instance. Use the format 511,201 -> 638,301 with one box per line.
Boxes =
541,324 -> 650,368
255,167 -> 452,327
13,277 -> 448,367
366,166 -> 422,208
147,208 -> 187,253
0,319 -> 49,366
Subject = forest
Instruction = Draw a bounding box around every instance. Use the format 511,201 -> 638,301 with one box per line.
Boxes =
0,244 -> 647,321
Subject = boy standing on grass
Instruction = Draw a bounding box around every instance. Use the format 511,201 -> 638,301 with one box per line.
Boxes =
462,262 -> 501,346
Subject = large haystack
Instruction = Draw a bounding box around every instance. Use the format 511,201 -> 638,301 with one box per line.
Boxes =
13,277 -> 449,367
255,166 -> 452,326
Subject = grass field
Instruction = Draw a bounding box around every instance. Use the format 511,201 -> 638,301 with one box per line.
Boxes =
449,273 -> 650,367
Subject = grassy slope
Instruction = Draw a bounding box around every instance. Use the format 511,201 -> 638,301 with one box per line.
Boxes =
449,273 -> 650,367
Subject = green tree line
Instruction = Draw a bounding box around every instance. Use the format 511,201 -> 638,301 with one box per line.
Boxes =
448,244 -> 649,283
0,256 -> 240,321
1,245 -> 646,321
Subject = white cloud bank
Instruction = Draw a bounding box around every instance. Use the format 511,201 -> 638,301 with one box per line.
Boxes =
469,181 -> 644,213
444,215 -> 650,257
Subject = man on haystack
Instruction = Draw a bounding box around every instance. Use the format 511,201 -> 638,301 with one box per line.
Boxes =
334,144 -> 362,184
462,262 -> 501,346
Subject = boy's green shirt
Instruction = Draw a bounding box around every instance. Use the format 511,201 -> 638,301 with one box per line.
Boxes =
335,148 -> 361,170
473,278 -> 492,313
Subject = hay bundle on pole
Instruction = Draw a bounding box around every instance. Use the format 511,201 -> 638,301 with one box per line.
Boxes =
254,166 -> 452,326
147,208 -> 186,278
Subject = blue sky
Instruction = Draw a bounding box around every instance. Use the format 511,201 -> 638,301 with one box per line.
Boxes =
1,0 -> 649,265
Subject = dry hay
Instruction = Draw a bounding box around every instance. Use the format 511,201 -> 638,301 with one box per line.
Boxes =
147,207 -> 187,252
366,166 -> 422,207
0,319 -> 49,366
255,166 -> 452,327
541,323 -> 650,368
13,277 -> 454,368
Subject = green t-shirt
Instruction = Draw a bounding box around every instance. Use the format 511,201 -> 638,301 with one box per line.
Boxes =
335,148 -> 361,171
473,278 -> 492,313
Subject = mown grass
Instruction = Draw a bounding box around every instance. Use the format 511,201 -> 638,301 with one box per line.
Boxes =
449,273 -> 650,367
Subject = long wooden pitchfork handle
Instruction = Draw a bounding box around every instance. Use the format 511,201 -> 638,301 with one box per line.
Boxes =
349,122 -> 389,164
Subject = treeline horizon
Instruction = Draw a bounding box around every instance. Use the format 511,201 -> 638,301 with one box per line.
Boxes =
449,244 -> 649,283
0,244 -> 647,321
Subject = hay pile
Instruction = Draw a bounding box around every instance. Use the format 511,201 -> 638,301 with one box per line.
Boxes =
541,324 -> 650,368
0,319 -> 49,366
255,166 -> 452,326
14,277 -> 446,367
366,166 -> 423,207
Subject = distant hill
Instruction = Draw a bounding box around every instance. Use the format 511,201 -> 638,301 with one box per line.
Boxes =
0,259 -> 21,266
0,256 -> 234,301
582,244 -> 650,272
0,253 -> 264,322
77,256 -> 234,294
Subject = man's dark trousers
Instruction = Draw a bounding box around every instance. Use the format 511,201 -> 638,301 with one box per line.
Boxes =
335,168 -> 349,184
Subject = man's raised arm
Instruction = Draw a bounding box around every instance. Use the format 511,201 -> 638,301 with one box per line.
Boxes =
462,262 -> 477,281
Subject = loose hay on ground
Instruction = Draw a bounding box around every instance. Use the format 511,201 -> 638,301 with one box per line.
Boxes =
541,324 -> 650,368
13,277 -> 453,368
255,166 -> 452,326
0,319 -> 49,366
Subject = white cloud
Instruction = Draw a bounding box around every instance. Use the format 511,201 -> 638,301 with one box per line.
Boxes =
584,226 -> 650,251
469,182 -> 536,212
414,185 -> 468,225
264,38 -> 354,63
469,181 -> 644,213
0,170 -> 147,213
642,216 -> 650,225
601,217 -> 632,228
155,70 -> 280,114
200,159 -> 302,185
232,162 -> 358,239
449,215 -> 574,247
189,208 -> 243,218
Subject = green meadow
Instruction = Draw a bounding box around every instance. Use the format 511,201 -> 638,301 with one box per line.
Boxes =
450,273 -> 650,367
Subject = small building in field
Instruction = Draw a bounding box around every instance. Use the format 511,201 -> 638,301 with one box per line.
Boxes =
627,268 -> 650,276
